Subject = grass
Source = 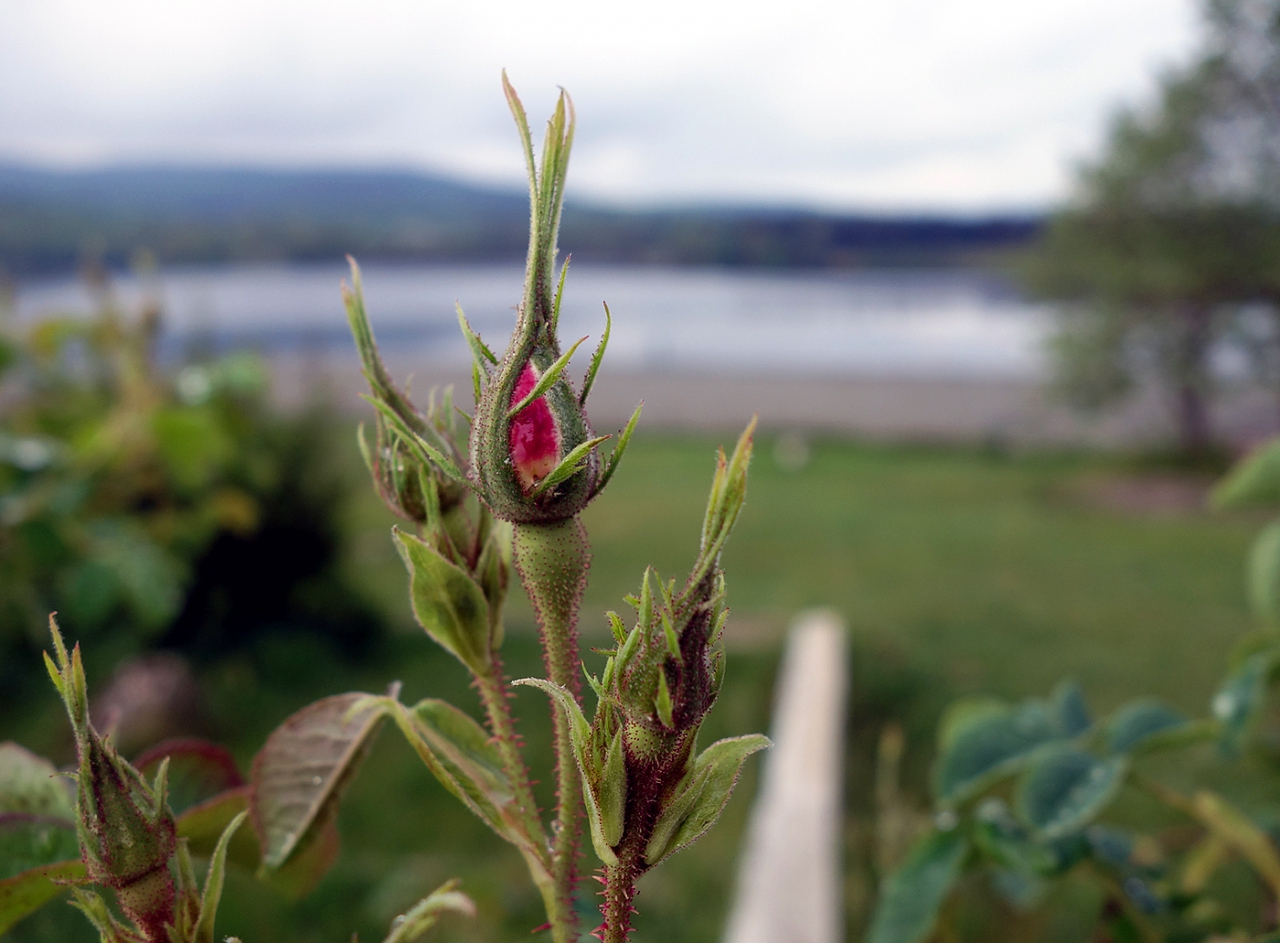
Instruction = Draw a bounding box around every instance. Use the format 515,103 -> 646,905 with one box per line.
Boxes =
5,430 -> 1267,943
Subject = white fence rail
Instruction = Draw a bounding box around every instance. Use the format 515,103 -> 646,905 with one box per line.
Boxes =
723,610 -> 848,943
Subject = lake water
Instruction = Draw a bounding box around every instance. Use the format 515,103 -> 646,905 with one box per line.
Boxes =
10,263 -> 1053,378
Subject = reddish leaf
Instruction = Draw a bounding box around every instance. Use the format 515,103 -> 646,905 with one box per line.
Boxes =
135,738 -> 245,815
250,693 -> 385,872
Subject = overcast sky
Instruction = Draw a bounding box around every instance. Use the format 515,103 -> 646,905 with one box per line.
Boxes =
0,0 -> 1202,212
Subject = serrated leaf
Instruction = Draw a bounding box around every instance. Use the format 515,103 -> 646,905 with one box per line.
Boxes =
1015,746 -> 1127,840
1104,699 -> 1194,755
0,859 -> 87,936
250,692 -> 385,872
1249,521 -> 1280,624
381,697 -> 548,873
934,698 -> 1066,807
175,786 -> 337,899
0,743 -> 73,819
644,734 -> 769,867
1213,648 -> 1280,755
394,528 -> 492,674
866,828 -> 969,943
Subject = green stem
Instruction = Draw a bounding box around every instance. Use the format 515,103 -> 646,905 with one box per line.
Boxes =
513,518 -> 591,943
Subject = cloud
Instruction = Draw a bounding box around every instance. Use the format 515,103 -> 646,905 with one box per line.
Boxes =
0,0 -> 1201,211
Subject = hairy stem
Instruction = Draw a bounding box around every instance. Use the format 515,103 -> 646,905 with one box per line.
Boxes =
473,662 -> 573,933
474,662 -> 540,833
514,518 -> 591,943
601,840 -> 643,943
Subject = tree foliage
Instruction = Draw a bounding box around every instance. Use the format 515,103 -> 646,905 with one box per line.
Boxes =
1025,0 -> 1280,454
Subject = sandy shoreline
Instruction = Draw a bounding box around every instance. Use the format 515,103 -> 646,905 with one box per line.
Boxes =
269,351 -> 1280,449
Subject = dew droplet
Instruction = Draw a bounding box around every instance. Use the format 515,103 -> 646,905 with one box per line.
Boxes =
311,775 -> 323,786
1212,692 -> 1236,720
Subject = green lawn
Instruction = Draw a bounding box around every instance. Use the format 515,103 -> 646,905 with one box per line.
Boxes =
7,432 -> 1266,943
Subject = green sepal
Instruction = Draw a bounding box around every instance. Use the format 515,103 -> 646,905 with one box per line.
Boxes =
606,611 -> 627,645
691,418 -> 756,586
643,734 -> 770,867
660,611 -> 681,662
194,811 -> 246,943
552,257 -> 569,334
506,335 -> 589,421
46,618 -> 177,893
637,568 -> 654,632
600,729 -> 627,848
580,303 -> 611,405
67,888 -> 135,943
513,679 -> 616,864
365,397 -> 465,484
394,528 -> 492,675
456,303 -> 497,367
528,434 -> 610,499
654,671 -> 674,730
343,257 -> 428,439
594,402 -> 642,498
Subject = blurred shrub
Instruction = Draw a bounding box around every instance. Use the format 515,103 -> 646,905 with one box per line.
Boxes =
0,278 -> 379,701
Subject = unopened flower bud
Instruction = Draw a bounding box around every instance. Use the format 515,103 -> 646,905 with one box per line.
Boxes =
45,617 -> 177,942
468,78 -> 640,525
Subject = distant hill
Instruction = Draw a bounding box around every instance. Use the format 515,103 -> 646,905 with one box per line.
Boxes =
0,164 -> 1041,274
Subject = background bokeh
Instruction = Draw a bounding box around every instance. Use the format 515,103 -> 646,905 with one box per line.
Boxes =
3,1 -> 1279,941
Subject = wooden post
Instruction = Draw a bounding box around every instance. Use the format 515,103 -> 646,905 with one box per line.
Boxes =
723,610 -> 848,943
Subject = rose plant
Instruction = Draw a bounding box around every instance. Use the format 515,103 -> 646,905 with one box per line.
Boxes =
0,77 -> 766,943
